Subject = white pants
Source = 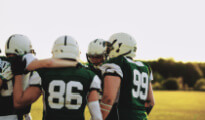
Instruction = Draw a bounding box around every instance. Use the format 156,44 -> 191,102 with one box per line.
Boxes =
0,115 -> 18,120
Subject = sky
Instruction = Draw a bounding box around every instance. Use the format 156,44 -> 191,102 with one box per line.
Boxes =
0,0 -> 205,62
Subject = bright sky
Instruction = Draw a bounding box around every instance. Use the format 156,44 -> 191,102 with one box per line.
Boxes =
0,0 -> 205,62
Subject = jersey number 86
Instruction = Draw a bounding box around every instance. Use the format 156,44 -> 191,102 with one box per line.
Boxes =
48,80 -> 83,110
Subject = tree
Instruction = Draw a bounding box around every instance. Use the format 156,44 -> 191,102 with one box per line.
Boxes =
183,63 -> 203,87
162,78 -> 180,90
194,78 -> 205,91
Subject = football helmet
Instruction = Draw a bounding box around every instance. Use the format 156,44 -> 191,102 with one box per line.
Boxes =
5,34 -> 35,56
108,32 -> 137,58
52,35 -> 80,60
86,39 -> 112,67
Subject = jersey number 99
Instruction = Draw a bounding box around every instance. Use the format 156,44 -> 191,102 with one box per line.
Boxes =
132,69 -> 149,100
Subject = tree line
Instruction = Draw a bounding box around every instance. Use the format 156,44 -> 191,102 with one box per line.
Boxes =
143,58 -> 205,91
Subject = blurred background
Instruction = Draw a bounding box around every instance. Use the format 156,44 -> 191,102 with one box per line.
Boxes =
1,0 -> 205,119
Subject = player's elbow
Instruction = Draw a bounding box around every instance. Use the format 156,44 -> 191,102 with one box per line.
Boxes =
41,59 -> 54,68
13,101 -> 24,109
150,98 -> 155,106
152,100 -> 155,106
101,95 -> 115,105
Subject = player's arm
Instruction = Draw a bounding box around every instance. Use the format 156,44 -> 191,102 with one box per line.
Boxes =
0,78 -> 2,90
101,75 -> 121,120
88,90 -> 102,120
26,58 -> 78,71
12,54 -> 77,72
13,75 -> 42,108
145,82 -> 155,115
87,75 -> 103,120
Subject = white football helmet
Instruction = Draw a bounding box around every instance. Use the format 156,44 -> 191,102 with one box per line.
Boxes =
5,34 -> 34,55
108,32 -> 137,58
87,39 -> 109,56
52,35 -> 80,60
86,39 -> 111,66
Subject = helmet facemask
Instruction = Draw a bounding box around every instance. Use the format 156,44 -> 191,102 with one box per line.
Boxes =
86,39 -> 112,68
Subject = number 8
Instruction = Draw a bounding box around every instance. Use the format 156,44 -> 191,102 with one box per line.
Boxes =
48,80 -> 83,109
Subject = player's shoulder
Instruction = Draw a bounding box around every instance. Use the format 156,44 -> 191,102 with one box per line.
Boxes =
0,56 -> 7,59
78,65 -> 96,77
0,56 -> 11,62
103,56 -> 125,68
132,60 -> 152,73
107,55 -> 125,63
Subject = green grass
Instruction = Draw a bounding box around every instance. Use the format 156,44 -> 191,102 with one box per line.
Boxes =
30,91 -> 205,120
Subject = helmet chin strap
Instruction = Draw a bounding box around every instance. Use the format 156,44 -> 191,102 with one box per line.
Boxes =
119,50 -> 132,57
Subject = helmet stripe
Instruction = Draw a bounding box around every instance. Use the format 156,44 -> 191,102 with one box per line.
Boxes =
111,39 -> 117,46
64,36 -> 67,46
7,36 -> 13,49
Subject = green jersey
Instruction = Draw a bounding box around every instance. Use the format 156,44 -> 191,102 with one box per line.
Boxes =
100,56 -> 153,120
86,63 -> 119,120
30,66 -> 101,120
0,54 -> 36,118
86,63 -> 102,78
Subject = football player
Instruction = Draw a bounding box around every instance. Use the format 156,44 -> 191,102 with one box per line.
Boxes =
12,35 -> 102,120
86,39 -> 110,77
100,33 -> 155,120
0,34 -> 77,120
86,39 -> 119,120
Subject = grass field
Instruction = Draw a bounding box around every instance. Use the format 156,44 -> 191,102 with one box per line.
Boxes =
30,91 -> 205,120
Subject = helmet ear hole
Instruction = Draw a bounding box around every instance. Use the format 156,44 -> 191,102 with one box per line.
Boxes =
134,47 -> 137,52
15,49 -> 19,54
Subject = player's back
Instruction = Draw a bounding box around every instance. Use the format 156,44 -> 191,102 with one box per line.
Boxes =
36,66 -> 99,120
101,56 -> 152,120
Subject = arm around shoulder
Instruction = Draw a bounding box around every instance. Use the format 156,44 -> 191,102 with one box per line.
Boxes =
26,58 -> 78,71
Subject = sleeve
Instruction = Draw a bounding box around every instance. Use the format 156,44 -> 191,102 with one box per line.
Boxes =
149,71 -> 153,81
90,75 -> 101,91
147,65 -> 153,81
29,71 -> 42,87
99,63 -> 123,78
22,53 -> 37,68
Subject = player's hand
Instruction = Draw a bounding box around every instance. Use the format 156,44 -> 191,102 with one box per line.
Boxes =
0,61 -> 13,80
24,113 -> 32,120
11,56 -> 26,75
